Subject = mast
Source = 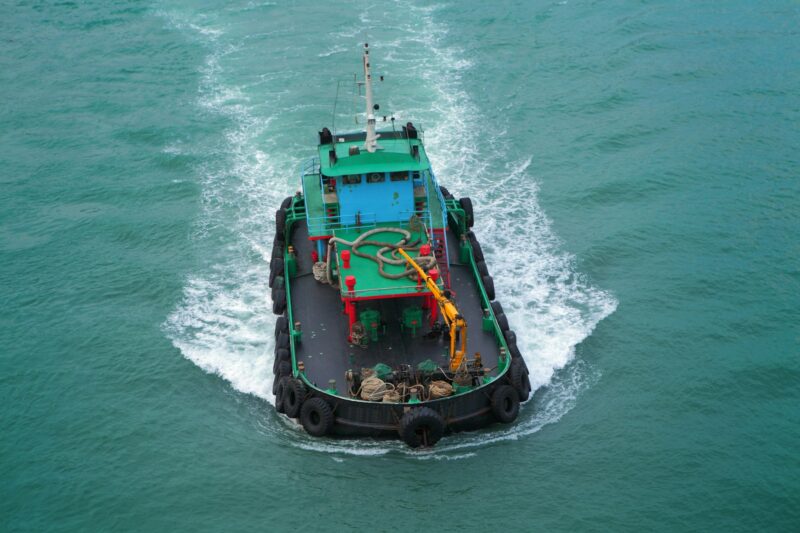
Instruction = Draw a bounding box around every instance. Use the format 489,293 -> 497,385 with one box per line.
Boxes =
362,43 -> 381,153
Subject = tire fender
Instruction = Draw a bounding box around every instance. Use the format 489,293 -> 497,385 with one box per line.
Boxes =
399,407 -> 445,448
491,384 -> 520,423
300,397 -> 334,436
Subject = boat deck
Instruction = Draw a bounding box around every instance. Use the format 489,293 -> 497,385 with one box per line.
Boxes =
289,220 -> 501,394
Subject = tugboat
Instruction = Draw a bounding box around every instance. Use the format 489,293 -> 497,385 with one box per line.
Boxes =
269,44 -> 531,447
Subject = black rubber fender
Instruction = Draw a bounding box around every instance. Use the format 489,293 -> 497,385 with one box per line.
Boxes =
276,331 -> 290,351
495,312 -> 509,332
459,197 -> 474,228
481,274 -> 495,300
276,360 -> 291,378
509,357 -> 532,402
283,378 -> 306,418
504,329 -> 517,348
502,328 -> 523,359
269,258 -> 284,289
275,208 -> 286,236
398,407 -> 445,448
466,231 -> 485,263
491,385 -> 520,423
272,288 -> 286,315
476,260 -> 489,278
272,348 -> 290,374
274,315 -> 288,340
280,196 -> 293,210
271,242 -> 284,260
271,275 -> 284,293
490,301 -> 505,320
439,185 -> 453,199
274,376 -> 289,413
300,397 -> 334,437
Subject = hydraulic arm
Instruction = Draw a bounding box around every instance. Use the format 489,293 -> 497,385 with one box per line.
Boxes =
398,248 -> 467,372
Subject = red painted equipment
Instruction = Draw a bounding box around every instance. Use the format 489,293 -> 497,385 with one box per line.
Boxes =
341,250 -> 351,269
345,275 -> 356,293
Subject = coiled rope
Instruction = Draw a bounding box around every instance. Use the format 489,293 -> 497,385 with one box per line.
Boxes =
323,225 -> 438,286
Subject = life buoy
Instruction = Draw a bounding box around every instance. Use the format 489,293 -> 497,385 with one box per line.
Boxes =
491,385 -> 520,423
399,407 -> 445,448
300,397 -> 334,436
283,378 -> 306,418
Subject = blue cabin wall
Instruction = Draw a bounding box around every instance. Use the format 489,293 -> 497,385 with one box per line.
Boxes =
337,174 -> 414,224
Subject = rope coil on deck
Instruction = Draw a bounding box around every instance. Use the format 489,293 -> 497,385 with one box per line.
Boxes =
323,224 -> 438,284
359,376 -> 388,401
428,380 -> 453,399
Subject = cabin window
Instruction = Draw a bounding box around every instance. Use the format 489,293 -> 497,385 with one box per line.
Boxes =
411,171 -> 421,181
367,172 -> 385,183
390,171 -> 409,182
343,174 -> 361,185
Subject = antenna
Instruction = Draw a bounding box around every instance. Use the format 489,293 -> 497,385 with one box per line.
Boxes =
362,43 -> 381,153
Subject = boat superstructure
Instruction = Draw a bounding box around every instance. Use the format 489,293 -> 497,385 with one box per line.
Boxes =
269,44 -> 531,447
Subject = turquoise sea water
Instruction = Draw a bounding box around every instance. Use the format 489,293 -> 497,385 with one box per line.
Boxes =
2,0 -> 799,530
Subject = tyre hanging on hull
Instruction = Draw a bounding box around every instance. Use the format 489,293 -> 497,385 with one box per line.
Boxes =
481,274 -> 495,300
399,407 -> 445,448
275,208 -> 286,236
491,385 -> 520,423
269,258 -> 284,289
274,377 -> 289,414
509,357 -> 532,402
301,397 -> 334,436
283,378 -> 306,418
272,288 -> 286,315
467,231 -> 484,262
459,197 -> 474,228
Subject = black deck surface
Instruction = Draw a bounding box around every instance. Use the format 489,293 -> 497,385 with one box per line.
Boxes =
290,220 -> 501,391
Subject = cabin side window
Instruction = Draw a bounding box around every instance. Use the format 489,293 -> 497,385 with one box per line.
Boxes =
367,172 -> 385,183
390,171 -> 409,182
343,174 -> 361,185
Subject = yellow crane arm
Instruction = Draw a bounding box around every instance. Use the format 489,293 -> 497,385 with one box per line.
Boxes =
398,248 -> 467,372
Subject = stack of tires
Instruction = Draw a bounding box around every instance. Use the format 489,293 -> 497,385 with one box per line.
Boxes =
270,196 -> 335,438
270,198 -> 291,315
488,300 -> 532,425
440,185 -> 531,426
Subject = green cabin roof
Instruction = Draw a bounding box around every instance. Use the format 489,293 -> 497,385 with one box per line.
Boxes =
318,133 -> 430,177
